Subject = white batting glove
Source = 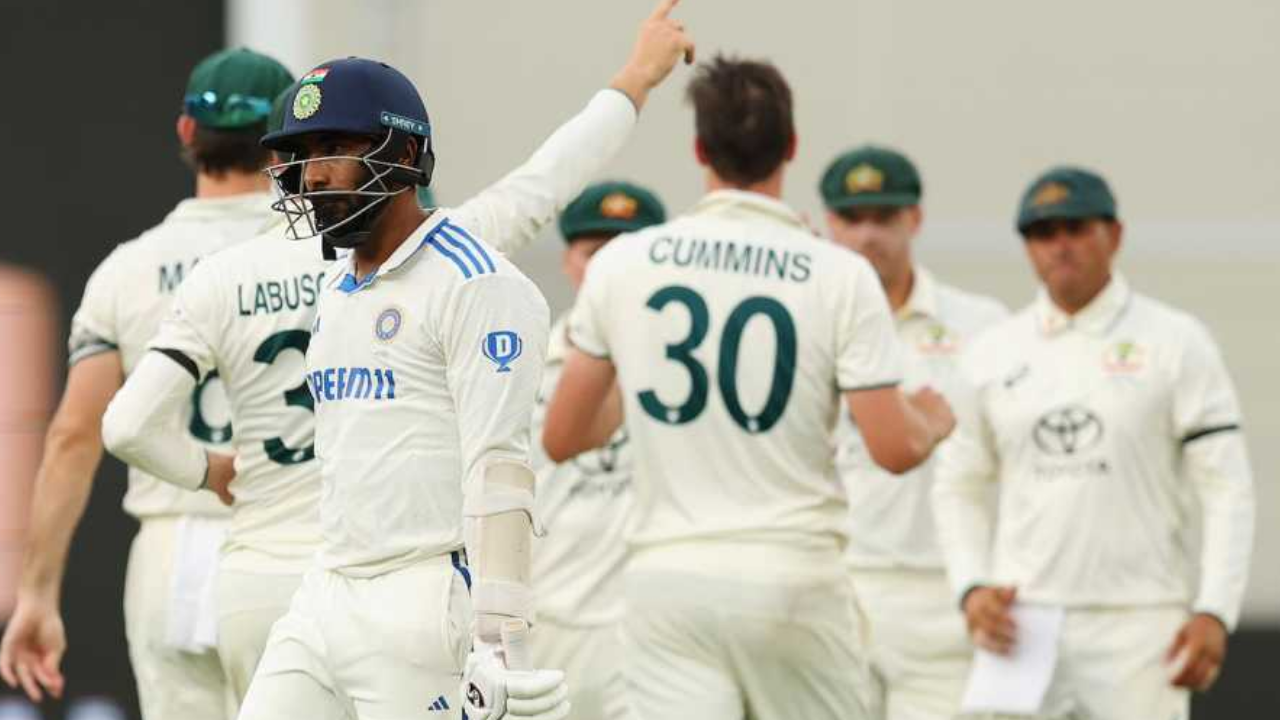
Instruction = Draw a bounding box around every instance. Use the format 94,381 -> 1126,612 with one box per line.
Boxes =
461,640 -> 570,720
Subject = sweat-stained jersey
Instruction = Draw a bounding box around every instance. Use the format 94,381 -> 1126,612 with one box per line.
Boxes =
69,193 -> 275,519
568,190 -> 902,561
305,212 -> 549,577
933,275 -> 1255,628
837,267 -> 1007,570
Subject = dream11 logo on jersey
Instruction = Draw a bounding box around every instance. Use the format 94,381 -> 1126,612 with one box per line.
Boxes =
1031,404 -> 1111,480
483,330 -> 523,373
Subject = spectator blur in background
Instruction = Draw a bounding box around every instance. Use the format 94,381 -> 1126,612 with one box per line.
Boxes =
0,267 -> 57,620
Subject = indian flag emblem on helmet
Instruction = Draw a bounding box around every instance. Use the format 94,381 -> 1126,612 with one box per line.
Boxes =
301,67 -> 330,85
293,84 -> 323,120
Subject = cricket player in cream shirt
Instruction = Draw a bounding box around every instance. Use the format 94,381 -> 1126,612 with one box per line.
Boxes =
102,6 -> 696,717
933,167 -> 1255,720
0,49 -> 293,719
545,58 -> 956,720
819,146 -> 1008,720
529,181 -> 667,720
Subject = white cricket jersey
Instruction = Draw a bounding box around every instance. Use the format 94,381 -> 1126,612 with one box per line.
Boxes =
69,193 -> 275,519
148,223 -> 330,573
933,275 -> 1255,628
569,190 -> 902,567
530,317 -> 633,626
119,86 -> 633,572
306,211 -> 549,577
838,267 -> 1007,570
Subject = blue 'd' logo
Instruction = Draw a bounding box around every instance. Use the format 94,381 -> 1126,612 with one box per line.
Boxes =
482,331 -> 523,373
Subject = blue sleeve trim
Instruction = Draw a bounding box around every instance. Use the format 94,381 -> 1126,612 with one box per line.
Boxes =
426,235 -> 474,279
444,222 -> 497,274
438,226 -> 490,277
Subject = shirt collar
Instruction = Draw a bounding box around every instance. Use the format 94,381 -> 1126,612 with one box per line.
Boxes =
329,210 -> 448,294
1034,273 -> 1131,337
897,266 -> 940,322
689,190 -> 807,231
166,192 -> 274,224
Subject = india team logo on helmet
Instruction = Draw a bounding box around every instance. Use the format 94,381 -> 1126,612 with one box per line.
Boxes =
375,307 -> 403,342
292,84 -> 322,120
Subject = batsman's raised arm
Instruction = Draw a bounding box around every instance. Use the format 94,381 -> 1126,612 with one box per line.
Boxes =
455,0 -> 695,255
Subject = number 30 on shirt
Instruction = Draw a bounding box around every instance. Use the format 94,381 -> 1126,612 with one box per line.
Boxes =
637,285 -> 796,434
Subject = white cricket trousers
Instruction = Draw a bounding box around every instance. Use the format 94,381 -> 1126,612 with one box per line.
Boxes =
530,619 -> 628,720
621,542 -> 873,720
237,552 -> 471,720
971,605 -> 1190,720
124,516 -> 230,720
215,566 -> 304,708
849,568 -> 972,720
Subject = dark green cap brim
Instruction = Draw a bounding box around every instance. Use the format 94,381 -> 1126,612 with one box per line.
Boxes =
1016,166 -> 1118,235
1017,205 -> 1115,233
564,218 -> 651,241
827,192 -> 920,211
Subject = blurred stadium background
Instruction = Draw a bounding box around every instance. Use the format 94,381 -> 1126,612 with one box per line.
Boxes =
2,0 -> 1276,717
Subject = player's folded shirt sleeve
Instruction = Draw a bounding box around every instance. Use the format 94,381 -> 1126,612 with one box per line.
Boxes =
1172,319 -> 1254,631
450,89 -> 638,256
835,257 -> 903,391
439,273 -> 552,487
68,245 -> 126,365
932,345 -> 1002,603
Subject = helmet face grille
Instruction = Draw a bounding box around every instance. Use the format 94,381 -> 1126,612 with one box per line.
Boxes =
265,129 -> 418,244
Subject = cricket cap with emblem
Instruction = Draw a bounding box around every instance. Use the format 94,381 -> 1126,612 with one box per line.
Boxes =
261,56 -> 435,187
183,48 -> 294,129
820,145 -> 922,210
559,181 -> 667,242
1016,166 -> 1118,234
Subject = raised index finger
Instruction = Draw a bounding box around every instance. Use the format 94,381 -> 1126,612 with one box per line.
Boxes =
651,0 -> 681,21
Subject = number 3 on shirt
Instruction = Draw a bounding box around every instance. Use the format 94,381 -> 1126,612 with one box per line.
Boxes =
253,329 -> 315,465
637,285 -> 796,434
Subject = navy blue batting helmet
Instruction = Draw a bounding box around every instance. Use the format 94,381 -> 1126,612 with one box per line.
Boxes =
262,57 -> 435,247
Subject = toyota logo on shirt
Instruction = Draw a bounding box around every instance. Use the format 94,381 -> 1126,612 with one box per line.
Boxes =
1033,405 -> 1104,456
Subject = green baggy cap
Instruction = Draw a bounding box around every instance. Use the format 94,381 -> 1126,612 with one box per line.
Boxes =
559,181 -> 666,242
820,145 -> 922,210
1016,166 -> 1118,234
184,48 -> 294,129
